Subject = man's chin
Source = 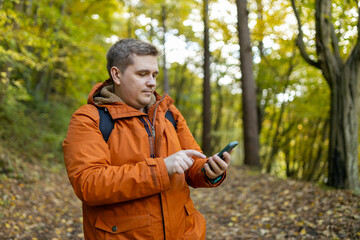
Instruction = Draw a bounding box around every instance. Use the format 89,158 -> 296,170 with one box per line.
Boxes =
138,98 -> 151,108
142,94 -> 155,105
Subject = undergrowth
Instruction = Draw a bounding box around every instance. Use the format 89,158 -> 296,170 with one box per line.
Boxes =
0,94 -> 74,180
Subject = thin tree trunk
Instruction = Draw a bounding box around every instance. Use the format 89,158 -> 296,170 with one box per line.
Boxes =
212,79 -> 224,145
307,119 -> 329,181
202,0 -> 212,155
265,99 -> 287,173
127,4 -> 133,38
303,118 -> 322,180
236,0 -> 260,167
175,63 -> 187,105
214,80 -> 224,132
162,5 -> 169,92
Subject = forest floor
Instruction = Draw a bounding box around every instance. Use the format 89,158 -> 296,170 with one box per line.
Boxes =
0,161 -> 359,240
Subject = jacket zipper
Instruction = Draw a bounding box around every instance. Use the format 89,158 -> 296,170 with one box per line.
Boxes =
140,116 -> 166,239
152,94 -> 167,240
145,116 -> 156,138
139,117 -> 155,158
143,94 -> 168,239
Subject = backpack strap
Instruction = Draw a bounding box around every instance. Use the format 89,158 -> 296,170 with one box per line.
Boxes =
97,107 -> 177,143
97,106 -> 114,142
165,110 -> 177,130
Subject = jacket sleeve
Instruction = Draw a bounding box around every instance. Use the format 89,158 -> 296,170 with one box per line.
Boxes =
63,105 -> 170,206
169,105 -> 227,188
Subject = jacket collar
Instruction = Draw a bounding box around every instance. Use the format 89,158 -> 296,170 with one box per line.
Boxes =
87,79 -> 174,119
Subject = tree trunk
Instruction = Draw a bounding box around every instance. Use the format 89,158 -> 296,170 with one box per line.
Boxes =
327,67 -> 359,190
265,99 -> 286,173
175,63 -> 187,105
236,0 -> 260,167
127,4 -> 133,38
291,0 -> 359,191
162,5 -> 169,93
202,0 -> 212,155
303,118 -> 322,180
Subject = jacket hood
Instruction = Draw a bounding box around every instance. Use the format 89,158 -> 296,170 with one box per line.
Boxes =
87,79 -> 157,111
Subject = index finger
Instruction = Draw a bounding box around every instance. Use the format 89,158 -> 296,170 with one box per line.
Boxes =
183,150 -> 206,159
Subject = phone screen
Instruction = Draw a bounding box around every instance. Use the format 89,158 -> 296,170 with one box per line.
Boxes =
217,141 -> 239,159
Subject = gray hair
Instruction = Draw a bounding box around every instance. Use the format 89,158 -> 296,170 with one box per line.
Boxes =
106,38 -> 160,77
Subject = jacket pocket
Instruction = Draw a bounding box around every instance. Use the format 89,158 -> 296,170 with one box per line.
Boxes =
184,199 -> 206,239
95,211 -> 152,239
184,199 -> 196,216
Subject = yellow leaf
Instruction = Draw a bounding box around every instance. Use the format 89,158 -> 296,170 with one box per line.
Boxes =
300,228 -> 306,235
296,221 -> 304,226
5,223 -> 10,228
55,228 -> 62,235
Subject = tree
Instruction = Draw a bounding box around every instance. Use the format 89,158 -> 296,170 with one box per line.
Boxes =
202,0 -> 212,155
291,0 -> 359,191
236,0 -> 261,167
161,4 -> 169,92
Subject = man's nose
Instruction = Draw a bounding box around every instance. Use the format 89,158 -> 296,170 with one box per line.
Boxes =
147,76 -> 156,86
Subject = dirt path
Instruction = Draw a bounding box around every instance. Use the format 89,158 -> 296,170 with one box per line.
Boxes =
0,166 -> 359,239
192,167 -> 360,239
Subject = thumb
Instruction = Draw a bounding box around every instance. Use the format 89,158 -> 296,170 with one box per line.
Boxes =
183,150 -> 206,159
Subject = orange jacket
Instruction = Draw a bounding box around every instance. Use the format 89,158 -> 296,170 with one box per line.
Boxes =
63,81 -> 226,239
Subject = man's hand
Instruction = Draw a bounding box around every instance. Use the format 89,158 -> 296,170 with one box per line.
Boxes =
203,152 -> 231,180
164,150 -> 206,175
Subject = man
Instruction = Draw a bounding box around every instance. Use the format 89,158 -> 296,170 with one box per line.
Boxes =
63,38 -> 231,240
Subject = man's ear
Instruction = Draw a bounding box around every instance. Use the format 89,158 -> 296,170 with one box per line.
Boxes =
110,66 -> 121,86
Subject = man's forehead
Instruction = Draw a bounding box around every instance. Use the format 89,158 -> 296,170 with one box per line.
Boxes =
131,55 -> 158,71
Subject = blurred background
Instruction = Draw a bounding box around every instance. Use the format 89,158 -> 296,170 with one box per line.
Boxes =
0,0 -> 359,191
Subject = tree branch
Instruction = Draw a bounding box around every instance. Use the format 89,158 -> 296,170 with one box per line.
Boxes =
291,0 -> 321,69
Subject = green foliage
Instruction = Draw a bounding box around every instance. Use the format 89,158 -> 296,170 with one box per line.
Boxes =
0,0 -> 358,187
0,95 -> 71,162
0,0 -> 118,168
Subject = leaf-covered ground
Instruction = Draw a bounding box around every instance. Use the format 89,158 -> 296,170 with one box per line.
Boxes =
0,165 -> 359,239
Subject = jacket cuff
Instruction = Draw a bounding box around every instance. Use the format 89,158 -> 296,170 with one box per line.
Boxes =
206,174 -> 223,184
145,157 -> 170,191
203,168 -> 227,186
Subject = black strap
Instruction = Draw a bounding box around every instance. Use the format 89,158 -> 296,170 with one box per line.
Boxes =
97,107 -> 115,142
97,107 -> 177,142
165,110 -> 177,130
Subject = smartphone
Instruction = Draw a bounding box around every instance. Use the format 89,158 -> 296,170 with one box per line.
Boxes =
217,141 -> 239,159
201,141 -> 238,173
